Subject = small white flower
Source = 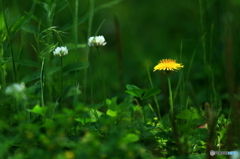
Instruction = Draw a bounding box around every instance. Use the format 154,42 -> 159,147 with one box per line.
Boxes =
5,83 -> 26,98
88,35 -> 107,47
53,46 -> 68,57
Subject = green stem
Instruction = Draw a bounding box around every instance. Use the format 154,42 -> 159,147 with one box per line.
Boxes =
0,44 -> 6,89
168,77 -> 174,115
83,0 -> 94,105
96,47 -> 106,110
89,65 -> 99,121
40,58 -> 45,107
142,102 -> 146,125
73,0 -> 79,137
167,76 -> 184,155
60,56 -> 63,112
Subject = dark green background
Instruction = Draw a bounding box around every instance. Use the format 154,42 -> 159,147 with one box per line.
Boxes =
2,0 -> 240,112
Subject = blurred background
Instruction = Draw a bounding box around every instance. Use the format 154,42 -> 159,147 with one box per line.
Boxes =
1,0 -> 240,115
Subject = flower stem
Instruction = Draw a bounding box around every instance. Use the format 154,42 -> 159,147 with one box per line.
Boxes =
60,56 -> 63,112
96,47 -> 106,111
168,77 -> 174,115
167,76 -> 184,155
89,65 -> 99,121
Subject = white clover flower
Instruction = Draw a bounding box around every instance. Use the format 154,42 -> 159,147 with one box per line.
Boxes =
53,46 -> 68,57
5,83 -> 26,98
88,35 -> 107,47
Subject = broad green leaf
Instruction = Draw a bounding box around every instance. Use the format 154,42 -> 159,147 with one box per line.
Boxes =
176,108 -> 200,120
48,66 -> 60,75
126,84 -> 140,90
125,84 -> 144,98
27,105 -> 47,116
89,109 -> 103,122
125,84 -> 161,100
63,63 -> 89,74
125,89 -> 144,98
22,70 -> 40,83
107,109 -> 117,117
15,59 -> 40,68
75,118 -> 92,125
161,114 -> 171,128
141,88 -> 161,99
63,86 -> 81,99
121,133 -> 139,144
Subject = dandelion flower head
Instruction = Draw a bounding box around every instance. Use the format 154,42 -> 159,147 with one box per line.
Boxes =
53,46 -> 68,57
88,35 -> 107,47
153,59 -> 184,72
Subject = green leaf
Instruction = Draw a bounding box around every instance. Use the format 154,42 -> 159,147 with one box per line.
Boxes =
89,109 -> 103,122
125,84 -> 161,99
22,70 -> 40,83
9,15 -> 28,40
15,59 -> 40,68
125,89 -> 144,98
176,108 -> 200,120
63,86 -> 81,99
162,114 -> 171,128
141,88 -> 161,99
48,66 -> 60,75
126,84 -> 140,90
27,105 -> 47,116
75,118 -> 92,125
125,84 -> 144,99
121,133 -> 139,144
96,0 -> 123,12
63,63 -> 89,74
107,109 -> 117,117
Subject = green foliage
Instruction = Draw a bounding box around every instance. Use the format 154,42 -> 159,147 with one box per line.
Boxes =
125,84 -> 161,100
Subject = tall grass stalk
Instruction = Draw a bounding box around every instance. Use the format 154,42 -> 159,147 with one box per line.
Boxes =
199,0 -> 211,104
0,44 -> 6,89
40,58 -> 45,108
3,12 -> 17,82
199,0 -> 207,66
186,33 -> 206,80
73,0 -> 79,137
74,0 -> 79,60
83,0 -> 94,105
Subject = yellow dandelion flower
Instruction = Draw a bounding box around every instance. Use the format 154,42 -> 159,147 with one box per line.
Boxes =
153,59 -> 183,72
